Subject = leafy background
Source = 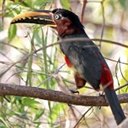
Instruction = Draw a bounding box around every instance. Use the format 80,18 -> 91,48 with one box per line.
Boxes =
0,0 -> 128,127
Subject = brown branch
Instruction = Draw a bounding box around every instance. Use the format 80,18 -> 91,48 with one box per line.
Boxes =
0,83 -> 128,106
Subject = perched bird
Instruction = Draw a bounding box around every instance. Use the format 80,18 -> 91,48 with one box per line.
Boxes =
11,8 -> 126,125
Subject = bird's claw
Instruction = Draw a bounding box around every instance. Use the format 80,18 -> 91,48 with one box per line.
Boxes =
69,89 -> 79,94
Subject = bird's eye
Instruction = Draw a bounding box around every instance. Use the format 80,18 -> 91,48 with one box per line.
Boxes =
54,14 -> 62,20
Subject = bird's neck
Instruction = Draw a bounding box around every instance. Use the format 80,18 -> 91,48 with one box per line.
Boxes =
57,25 -> 85,38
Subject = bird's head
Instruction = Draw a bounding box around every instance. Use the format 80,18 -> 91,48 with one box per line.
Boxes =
11,8 -> 84,37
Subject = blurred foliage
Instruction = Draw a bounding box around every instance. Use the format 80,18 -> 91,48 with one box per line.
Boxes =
8,24 -> 17,41
119,0 -> 128,10
0,0 -> 128,127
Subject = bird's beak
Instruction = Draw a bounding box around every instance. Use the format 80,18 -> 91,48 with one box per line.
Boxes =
11,10 -> 56,28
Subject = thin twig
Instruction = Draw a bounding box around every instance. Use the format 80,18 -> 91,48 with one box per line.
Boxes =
73,106 -> 93,128
119,59 -> 128,83
115,83 -> 128,91
99,0 -> 105,49
115,58 -> 121,87
81,0 -> 87,23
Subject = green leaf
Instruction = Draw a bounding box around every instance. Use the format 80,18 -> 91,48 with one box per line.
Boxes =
22,98 -> 39,108
34,110 -> 45,121
33,26 -> 43,45
33,0 -> 52,9
8,24 -> 17,41
0,117 -> 9,127
60,0 -> 70,9
20,0 -> 33,8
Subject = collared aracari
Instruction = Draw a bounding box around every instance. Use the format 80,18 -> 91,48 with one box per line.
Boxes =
11,8 -> 126,125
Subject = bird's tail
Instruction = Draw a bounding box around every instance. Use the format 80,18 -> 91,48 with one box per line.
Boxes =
104,88 -> 126,125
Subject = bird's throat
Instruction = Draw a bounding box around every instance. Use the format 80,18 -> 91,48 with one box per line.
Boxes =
57,26 -> 75,37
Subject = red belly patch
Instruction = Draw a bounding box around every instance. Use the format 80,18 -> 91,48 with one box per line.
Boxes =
65,56 -> 73,67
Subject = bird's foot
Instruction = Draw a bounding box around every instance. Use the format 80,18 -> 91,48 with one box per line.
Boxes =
69,88 -> 79,94
98,91 -> 105,97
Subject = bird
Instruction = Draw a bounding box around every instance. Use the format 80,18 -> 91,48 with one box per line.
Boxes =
11,8 -> 126,125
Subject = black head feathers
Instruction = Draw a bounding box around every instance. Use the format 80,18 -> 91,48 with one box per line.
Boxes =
52,8 -> 84,29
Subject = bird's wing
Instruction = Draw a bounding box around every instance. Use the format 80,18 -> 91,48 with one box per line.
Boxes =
61,40 -> 104,90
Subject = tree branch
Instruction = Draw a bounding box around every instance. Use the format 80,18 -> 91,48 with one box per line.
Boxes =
0,83 -> 128,106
